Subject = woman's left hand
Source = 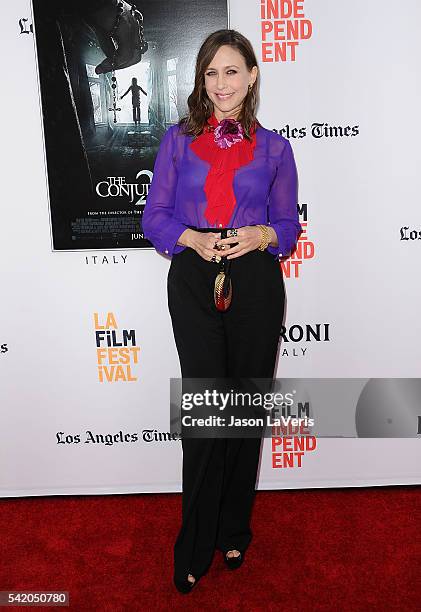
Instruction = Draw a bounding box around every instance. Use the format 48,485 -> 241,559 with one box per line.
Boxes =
215,225 -> 277,259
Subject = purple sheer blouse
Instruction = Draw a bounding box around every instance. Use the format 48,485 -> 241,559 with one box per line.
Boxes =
142,122 -> 302,259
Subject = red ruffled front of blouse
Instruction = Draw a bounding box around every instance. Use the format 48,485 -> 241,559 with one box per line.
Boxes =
189,112 -> 257,227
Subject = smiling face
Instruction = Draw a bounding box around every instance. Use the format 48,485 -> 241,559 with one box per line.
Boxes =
204,44 -> 257,122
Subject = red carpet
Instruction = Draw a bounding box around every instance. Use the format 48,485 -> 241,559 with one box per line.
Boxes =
0,487 -> 419,611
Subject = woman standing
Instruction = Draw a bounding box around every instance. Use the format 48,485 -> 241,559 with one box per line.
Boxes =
142,29 -> 301,593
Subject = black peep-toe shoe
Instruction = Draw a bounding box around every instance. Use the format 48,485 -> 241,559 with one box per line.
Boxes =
173,573 -> 198,594
223,549 -> 244,570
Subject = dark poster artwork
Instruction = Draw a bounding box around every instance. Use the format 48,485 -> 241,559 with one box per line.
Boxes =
31,0 -> 227,250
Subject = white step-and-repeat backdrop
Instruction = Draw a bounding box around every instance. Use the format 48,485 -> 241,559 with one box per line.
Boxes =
1,0 -> 420,497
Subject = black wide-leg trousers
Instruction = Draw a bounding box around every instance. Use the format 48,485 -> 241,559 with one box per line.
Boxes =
167,243 -> 285,581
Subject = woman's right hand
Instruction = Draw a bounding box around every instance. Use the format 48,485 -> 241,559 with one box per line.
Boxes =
178,229 -> 222,262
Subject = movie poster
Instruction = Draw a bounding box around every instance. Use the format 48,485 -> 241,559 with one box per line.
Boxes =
31,0 -> 228,250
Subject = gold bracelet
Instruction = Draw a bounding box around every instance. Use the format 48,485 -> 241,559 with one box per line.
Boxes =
257,224 -> 270,251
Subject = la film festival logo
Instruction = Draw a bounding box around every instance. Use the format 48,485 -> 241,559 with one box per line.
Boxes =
282,202 -> 314,278
260,0 -> 313,62
94,312 -> 140,382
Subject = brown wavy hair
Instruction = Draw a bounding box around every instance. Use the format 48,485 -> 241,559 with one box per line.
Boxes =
178,29 -> 261,142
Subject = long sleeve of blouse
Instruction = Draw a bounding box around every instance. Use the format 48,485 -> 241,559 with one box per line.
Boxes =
142,122 -> 302,258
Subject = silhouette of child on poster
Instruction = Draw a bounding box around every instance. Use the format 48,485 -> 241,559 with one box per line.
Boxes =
121,78 -> 147,125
